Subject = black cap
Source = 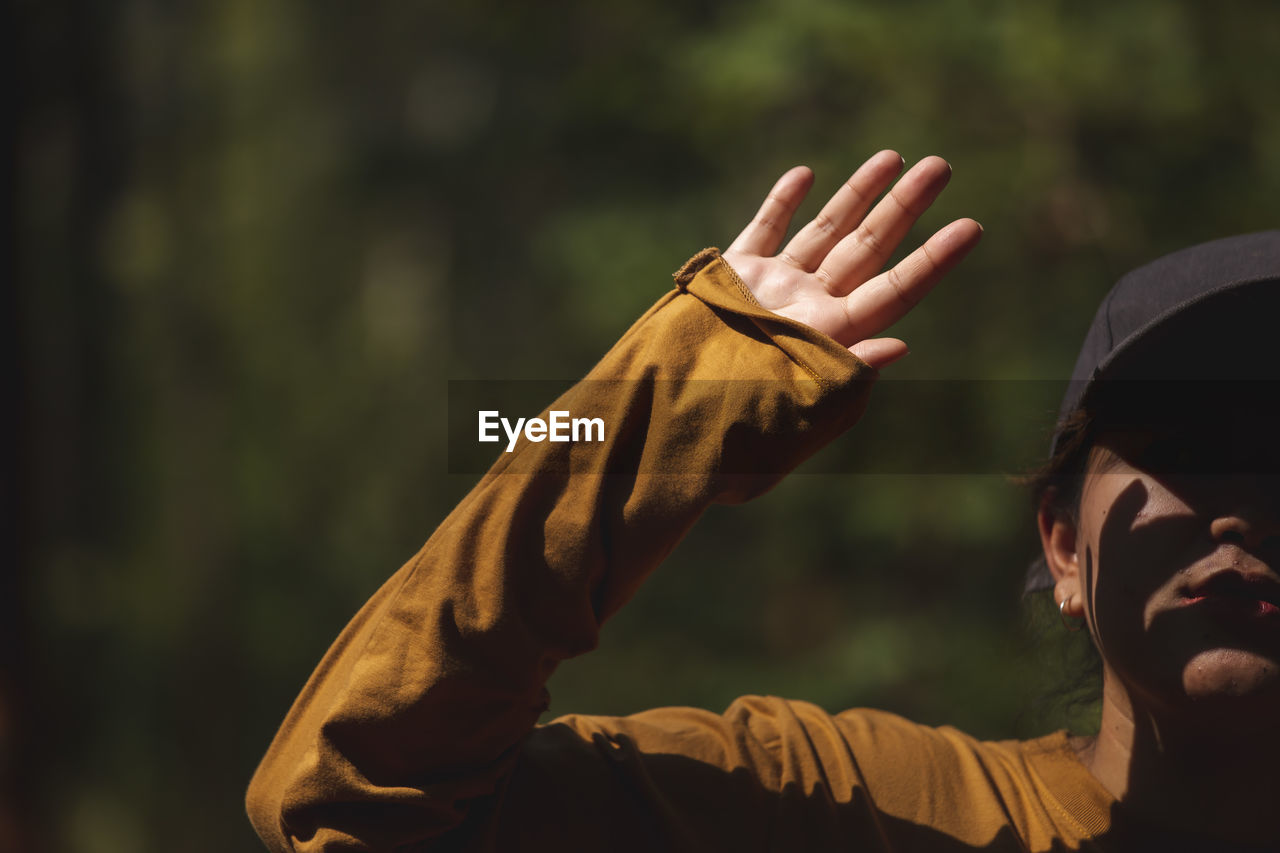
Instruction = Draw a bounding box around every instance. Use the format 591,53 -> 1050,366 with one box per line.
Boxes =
1026,230 -> 1280,592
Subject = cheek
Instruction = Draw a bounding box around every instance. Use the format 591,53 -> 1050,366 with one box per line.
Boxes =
1081,478 -> 1201,662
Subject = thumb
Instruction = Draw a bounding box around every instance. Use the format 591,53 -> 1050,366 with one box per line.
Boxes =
849,337 -> 908,370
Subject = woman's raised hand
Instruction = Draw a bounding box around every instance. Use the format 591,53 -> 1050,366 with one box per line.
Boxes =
722,151 -> 982,369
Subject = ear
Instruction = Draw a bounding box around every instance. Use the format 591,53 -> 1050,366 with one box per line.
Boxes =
1037,492 -> 1084,617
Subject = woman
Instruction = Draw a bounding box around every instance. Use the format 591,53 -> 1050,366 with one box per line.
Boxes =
246,151 -> 1280,851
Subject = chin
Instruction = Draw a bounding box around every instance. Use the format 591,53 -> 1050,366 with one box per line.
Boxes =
1179,647 -> 1280,719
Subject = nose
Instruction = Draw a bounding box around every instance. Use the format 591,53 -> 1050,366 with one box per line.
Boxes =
1210,507 -> 1280,553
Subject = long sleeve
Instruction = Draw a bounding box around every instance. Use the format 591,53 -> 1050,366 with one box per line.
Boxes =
244,250 -> 878,851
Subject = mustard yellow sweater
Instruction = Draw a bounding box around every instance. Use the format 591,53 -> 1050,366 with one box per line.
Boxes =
246,251 -> 1116,851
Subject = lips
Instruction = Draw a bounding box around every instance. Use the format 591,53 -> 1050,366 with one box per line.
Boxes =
1183,570 -> 1280,617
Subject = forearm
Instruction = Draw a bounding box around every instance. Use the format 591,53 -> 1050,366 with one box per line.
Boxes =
245,251 -> 874,852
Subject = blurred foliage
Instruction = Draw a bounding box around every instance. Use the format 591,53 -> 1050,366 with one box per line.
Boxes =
14,0 -> 1280,850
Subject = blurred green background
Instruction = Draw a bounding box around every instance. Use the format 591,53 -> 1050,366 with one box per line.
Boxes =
11,1 -> 1279,850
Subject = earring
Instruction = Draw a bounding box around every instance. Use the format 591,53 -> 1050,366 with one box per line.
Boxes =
1059,596 -> 1084,632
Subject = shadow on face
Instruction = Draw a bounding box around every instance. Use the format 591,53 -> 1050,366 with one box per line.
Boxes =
1085,463 -> 1280,723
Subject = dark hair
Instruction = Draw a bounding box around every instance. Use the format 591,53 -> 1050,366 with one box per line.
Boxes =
1022,407 -> 1095,524
1018,588 -> 1104,736
1016,407 -> 1105,735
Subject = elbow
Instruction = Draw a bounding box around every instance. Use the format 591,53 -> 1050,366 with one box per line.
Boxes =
245,752 -> 469,853
246,758 -> 295,853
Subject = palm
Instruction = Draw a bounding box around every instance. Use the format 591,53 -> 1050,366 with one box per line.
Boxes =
723,151 -> 982,369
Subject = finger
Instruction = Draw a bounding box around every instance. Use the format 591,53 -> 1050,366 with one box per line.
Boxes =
779,150 -> 903,272
841,218 -> 982,342
815,156 -> 954,296
849,337 -> 909,369
727,166 -> 815,257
